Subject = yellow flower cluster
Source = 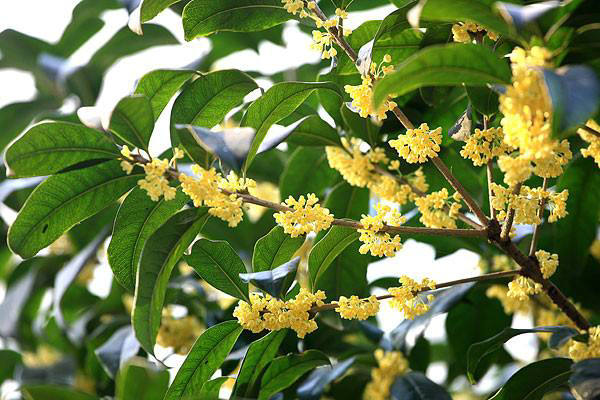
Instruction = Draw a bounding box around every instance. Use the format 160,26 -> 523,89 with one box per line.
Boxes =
388,276 -> 436,319
369,171 -> 428,206
156,312 -> 204,355
233,289 -> 326,338
451,22 -> 498,43
499,46 -> 573,185
414,188 -> 462,229
179,165 -> 255,227
578,119 -> 600,167
490,183 -> 568,224
358,203 -> 406,257
363,349 -> 409,400
325,138 -> 378,187
22,344 -> 62,368
535,250 -> 559,279
345,55 -> 397,120
389,123 -> 442,163
486,285 -> 532,314
311,30 -> 337,59
569,326 -> 600,361
274,194 -> 334,237
460,127 -> 511,166
120,145 -> 134,174
335,295 -> 380,320
507,276 -> 542,301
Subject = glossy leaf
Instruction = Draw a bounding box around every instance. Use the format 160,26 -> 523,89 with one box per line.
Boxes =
391,371 -> 451,400
280,146 -> 340,199
5,122 -> 119,178
240,257 -> 299,299
95,326 -> 140,378
253,226 -> 305,273
108,188 -> 189,292
198,377 -> 228,400
490,358 -> 573,400
134,69 -> 196,121
182,0 -> 291,41
258,350 -> 330,400
164,321 -> 243,400
109,95 -> 155,151
8,160 -> 141,259
132,208 -> 210,354
0,350 -> 21,384
308,226 -> 359,292
284,115 -> 342,147
185,239 -> 250,302
232,329 -> 288,397
141,0 -> 182,23
242,81 -> 341,170
373,44 -> 511,107
115,358 -> 170,400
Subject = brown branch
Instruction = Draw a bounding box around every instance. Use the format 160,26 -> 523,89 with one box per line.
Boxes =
529,178 -> 548,257
580,124 -> 600,138
310,269 -> 520,313
501,183 -> 523,240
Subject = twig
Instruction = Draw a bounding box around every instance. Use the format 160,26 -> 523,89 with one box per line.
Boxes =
529,178 -> 548,257
487,161 -> 496,220
501,183 -> 523,240
580,124 -> 600,138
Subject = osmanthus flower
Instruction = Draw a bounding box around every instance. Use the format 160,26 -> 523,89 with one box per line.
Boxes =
388,276 -> 437,320
156,309 -> 204,355
358,203 -> 406,257
335,295 -> 379,320
389,123 -> 443,163
578,119 -> 600,167
274,193 -> 334,237
507,276 -> 542,301
179,165 -> 255,227
569,326 -> 600,361
451,22 -> 498,43
460,127 -> 512,166
414,188 -> 462,229
344,55 -> 397,120
535,250 -> 559,279
325,138 -> 379,188
486,285 -> 533,315
490,183 -> 568,224
233,289 -> 326,338
363,349 -> 409,400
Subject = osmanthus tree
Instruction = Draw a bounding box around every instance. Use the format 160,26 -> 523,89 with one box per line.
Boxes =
1,0 -> 600,399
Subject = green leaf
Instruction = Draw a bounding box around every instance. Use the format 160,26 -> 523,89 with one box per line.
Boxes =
0,350 -> 21,384
108,187 -> 189,292
390,371 -> 451,400
141,0 -> 182,23
182,0 -> 292,41
171,69 -> 257,129
308,226 -> 360,292
373,44 -> 511,107
241,258 -> 299,299
466,85 -> 499,116
253,226 -> 305,273
280,146 -> 340,200
232,330 -> 288,398
284,115 -> 342,147
132,208 -> 210,354
316,241 -> 370,300
116,358 -> 170,400
185,239 -> 250,302
0,98 -> 61,151
341,105 -> 380,146
414,0 -> 511,37
21,385 -> 99,400
5,121 -> 119,178
490,358 -> 573,400
198,377 -> 228,400
258,350 -> 330,400
323,182 -> 370,222
467,327 -> 578,384
164,321 -> 243,400
134,69 -> 196,121
242,81 -> 341,170
8,160 -> 141,259
109,95 -> 155,151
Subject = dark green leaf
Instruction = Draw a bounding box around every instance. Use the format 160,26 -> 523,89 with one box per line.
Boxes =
21,385 -> 99,400
232,330 -> 288,398
164,321 -> 243,400
280,146 -> 340,199
109,95 -> 155,151
253,226 -> 305,273
8,160 -> 141,259
490,358 -> 573,400
141,0 -> 182,23
308,226 -> 359,292
115,358 -> 170,400
341,105 -> 380,146
570,358 -> 600,400
316,241 -> 370,300
323,182 -> 369,222
108,188 -> 189,292
466,86 -> 499,116
467,326 -> 578,383
240,257 -> 299,298
0,98 -> 61,151
185,239 -> 250,302
0,350 -> 21,384
198,377 -> 228,400
5,121 -> 119,178
243,81 -> 341,170
182,0 -> 292,41
373,44 -> 511,107
284,115 -> 342,147
134,69 -> 196,121
132,208 -> 210,354
390,371 -> 451,400
258,350 -> 330,400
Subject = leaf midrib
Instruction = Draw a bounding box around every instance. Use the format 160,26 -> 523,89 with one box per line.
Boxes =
130,198 -> 166,289
197,244 -> 248,301
111,108 -> 148,149
8,146 -> 118,163
190,79 -> 256,125
187,4 -> 285,35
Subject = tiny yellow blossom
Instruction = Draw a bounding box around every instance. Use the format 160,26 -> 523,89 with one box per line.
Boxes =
138,158 -> 176,201
363,349 -> 409,400
578,119 -> 600,167
389,123 -> 442,163
325,138 -> 377,188
358,203 -> 406,257
535,250 -> 558,279
486,285 -> 532,314
460,127 -> 511,166
452,22 -> 498,43
335,295 -> 380,320
281,0 -> 304,15
414,188 -> 461,229
569,326 -> 600,361
507,275 -> 542,301
490,184 -> 568,224
388,276 -> 436,319
274,194 -> 334,237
